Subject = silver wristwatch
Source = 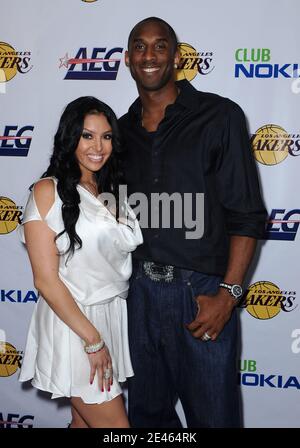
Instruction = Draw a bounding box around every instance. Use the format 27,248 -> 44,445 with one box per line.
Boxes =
219,282 -> 243,301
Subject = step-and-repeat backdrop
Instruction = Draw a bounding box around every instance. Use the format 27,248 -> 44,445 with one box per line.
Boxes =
1,0 -> 299,428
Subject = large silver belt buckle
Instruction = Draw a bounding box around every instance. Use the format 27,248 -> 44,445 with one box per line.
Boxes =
143,261 -> 174,282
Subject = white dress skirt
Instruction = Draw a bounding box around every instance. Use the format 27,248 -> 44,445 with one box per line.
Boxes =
19,177 -> 143,404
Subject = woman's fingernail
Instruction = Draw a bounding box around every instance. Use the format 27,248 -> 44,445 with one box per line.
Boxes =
101,387 -> 104,392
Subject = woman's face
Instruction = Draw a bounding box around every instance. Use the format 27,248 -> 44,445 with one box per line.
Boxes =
75,113 -> 113,178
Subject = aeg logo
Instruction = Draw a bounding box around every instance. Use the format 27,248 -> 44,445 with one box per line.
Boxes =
0,413 -> 34,428
59,47 -> 123,80
0,125 -> 33,156
265,209 -> 300,241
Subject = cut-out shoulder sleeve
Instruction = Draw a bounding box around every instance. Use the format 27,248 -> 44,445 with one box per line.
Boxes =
19,177 -> 64,243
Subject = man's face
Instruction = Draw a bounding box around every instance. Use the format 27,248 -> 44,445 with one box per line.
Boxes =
125,21 -> 179,92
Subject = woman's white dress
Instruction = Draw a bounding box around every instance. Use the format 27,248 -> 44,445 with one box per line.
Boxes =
19,177 -> 143,404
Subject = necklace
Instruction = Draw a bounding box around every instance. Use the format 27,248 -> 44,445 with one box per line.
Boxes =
80,181 -> 98,197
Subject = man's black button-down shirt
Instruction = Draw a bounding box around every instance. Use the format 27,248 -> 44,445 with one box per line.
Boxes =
119,80 -> 266,276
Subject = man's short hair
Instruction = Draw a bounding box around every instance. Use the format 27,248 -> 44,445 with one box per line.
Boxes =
127,17 -> 178,55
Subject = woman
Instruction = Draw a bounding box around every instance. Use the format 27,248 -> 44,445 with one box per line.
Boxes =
19,97 -> 142,428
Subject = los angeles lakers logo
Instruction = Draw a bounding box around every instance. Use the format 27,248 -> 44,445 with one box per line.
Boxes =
0,43 -> 18,83
239,281 -> 297,319
0,42 -> 32,86
175,42 -> 214,82
0,197 -> 23,234
251,124 -> 300,165
0,342 -> 23,377
251,125 -> 289,165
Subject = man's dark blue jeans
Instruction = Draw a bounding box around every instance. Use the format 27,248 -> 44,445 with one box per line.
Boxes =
126,261 -> 241,428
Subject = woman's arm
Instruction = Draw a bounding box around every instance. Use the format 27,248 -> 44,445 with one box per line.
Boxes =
24,179 -> 100,346
25,179 -> 113,390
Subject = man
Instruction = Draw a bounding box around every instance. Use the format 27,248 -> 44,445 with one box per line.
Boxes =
119,17 -> 266,428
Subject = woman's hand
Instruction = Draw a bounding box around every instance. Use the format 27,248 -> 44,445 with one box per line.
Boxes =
87,345 -> 113,392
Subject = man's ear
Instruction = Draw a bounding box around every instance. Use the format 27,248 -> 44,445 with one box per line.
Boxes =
125,50 -> 130,67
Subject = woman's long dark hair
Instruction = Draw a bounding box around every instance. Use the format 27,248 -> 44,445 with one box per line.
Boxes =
42,96 -> 122,258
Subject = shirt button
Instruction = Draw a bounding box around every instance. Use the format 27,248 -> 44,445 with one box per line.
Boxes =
153,151 -> 158,156
153,178 -> 159,183
153,234 -> 159,239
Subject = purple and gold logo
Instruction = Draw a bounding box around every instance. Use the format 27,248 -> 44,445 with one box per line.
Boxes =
175,42 -> 214,82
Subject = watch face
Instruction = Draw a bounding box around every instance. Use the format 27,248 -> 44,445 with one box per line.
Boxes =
232,285 -> 243,298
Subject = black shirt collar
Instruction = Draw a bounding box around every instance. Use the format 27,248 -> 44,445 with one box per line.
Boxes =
175,79 -> 200,110
129,80 -> 200,119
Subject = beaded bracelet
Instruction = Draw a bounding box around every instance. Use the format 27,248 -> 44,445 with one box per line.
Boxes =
84,340 -> 105,354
